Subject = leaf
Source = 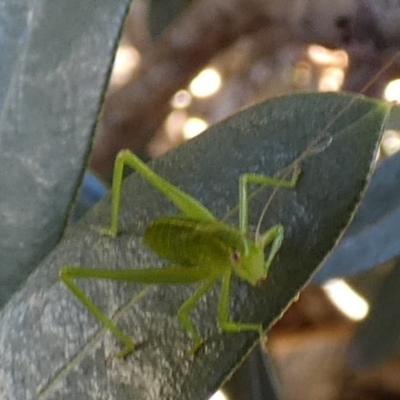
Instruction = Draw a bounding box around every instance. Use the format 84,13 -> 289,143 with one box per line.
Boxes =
148,0 -> 188,38
348,259 -> 400,369
222,347 -> 282,400
0,93 -> 389,399
313,150 -> 400,283
312,150 -> 400,370
0,0 -> 132,308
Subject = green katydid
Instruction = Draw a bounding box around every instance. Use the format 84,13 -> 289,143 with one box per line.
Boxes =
60,150 -> 300,358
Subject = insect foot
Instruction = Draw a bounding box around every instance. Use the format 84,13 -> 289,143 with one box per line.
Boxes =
186,338 -> 204,357
99,227 -> 117,237
115,341 -> 136,359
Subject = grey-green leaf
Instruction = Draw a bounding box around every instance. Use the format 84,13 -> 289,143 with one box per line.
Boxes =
348,259 -> 400,368
0,93 -> 389,400
148,0 -> 187,38
314,151 -> 400,282
0,0 -> 131,308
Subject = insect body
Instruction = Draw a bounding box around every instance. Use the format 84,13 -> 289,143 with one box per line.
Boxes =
145,216 -> 266,285
60,150 -> 299,358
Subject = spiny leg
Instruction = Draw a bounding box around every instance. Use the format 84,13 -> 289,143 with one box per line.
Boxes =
60,265 -> 217,358
238,167 -> 300,234
106,150 -> 215,236
217,270 -> 263,336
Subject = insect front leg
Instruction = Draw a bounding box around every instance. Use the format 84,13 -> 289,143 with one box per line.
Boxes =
217,270 -> 263,336
105,150 -> 215,236
258,224 -> 285,272
238,167 -> 300,235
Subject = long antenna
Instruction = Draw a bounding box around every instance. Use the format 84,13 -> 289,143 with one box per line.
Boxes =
254,49 -> 400,239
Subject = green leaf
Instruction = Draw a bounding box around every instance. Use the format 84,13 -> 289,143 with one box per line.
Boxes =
0,0 -> 131,308
0,93 -> 389,399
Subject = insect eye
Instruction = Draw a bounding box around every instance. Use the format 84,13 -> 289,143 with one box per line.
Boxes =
231,249 -> 241,264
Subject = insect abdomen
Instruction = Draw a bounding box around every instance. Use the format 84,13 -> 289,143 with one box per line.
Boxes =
143,216 -> 244,269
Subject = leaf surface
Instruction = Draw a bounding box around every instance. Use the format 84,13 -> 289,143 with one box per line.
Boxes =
0,0 -> 131,307
314,151 -> 400,282
0,93 -> 389,400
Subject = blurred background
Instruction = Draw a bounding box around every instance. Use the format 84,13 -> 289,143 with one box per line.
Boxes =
89,0 -> 400,179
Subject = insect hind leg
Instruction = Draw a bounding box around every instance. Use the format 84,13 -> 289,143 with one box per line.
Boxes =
106,150 -> 215,236
60,267 -> 135,359
60,264 -> 220,358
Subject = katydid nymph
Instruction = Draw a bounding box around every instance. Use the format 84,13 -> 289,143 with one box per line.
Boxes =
60,150 -> 300,358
